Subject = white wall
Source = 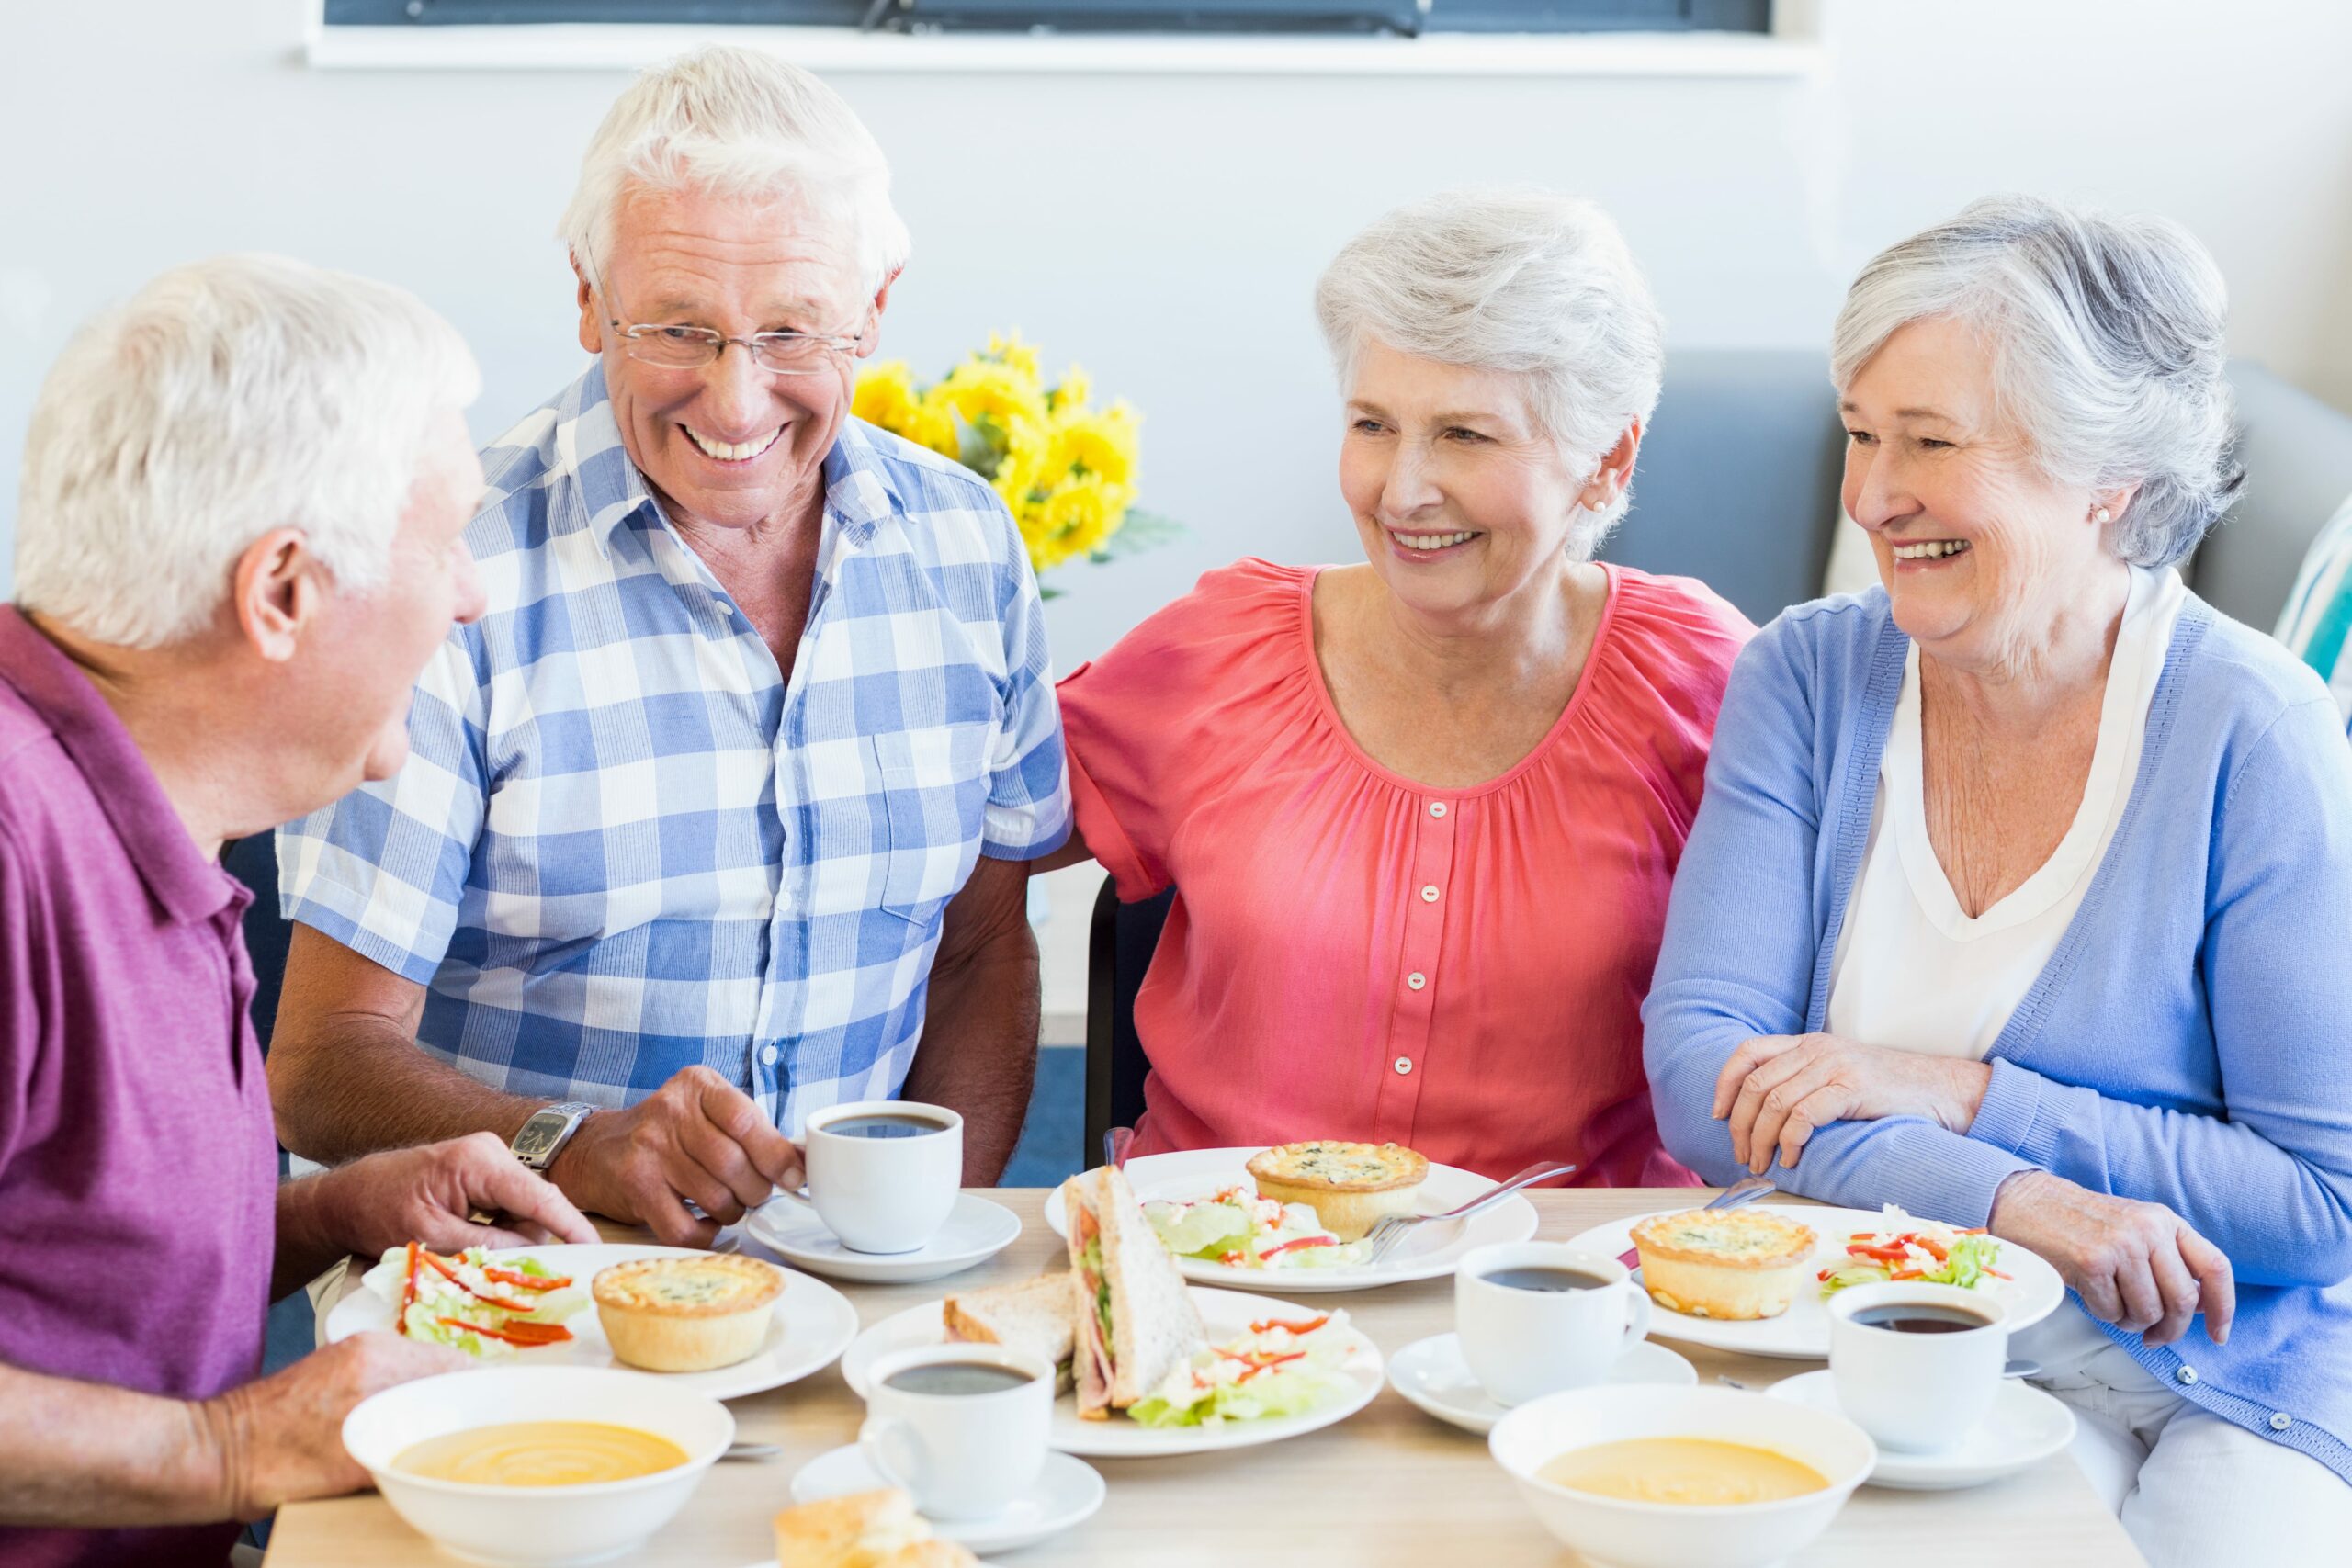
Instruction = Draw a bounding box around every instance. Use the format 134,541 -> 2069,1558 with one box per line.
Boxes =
8,0 -> 2352,663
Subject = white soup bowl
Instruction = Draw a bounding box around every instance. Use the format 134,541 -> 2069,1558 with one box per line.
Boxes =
1487,1383 -> 1874,1568
341,1364 -> 734,1566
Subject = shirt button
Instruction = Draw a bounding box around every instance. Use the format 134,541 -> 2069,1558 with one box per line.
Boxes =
1406,972 -> 1428,991
761,1045 -> 779,1066
1394,1056 -> 1413,1075
1428,801 -> 1447,818
1419,885 -> 1440,903
2270,1413 -> 2293,1431
2174,1366 -> 2199,1387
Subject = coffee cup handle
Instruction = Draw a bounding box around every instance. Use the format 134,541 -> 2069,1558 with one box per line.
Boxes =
858,1415 -> 926,1498
767,1183 -> 817,1213
1621,1281 -> 1654,1351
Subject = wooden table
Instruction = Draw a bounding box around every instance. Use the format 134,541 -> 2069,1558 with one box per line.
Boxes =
265,1189 -> 2145,1567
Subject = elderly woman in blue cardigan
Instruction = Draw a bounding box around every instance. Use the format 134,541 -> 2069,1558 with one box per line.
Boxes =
1644,195 -> 2352,1565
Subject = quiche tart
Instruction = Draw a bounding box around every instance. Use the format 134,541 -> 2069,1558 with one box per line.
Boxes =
1245,1141 -> 1430,1242
592,1254 -> 784,1371
1629,1208 -> 1818,1321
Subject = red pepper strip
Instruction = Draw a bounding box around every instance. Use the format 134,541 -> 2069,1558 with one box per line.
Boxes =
1260,1235 -> 1340,1259
397,1241 -> 421,1335
483,1266 -> 571,1292
1250,1315 -> 1329,1337
440,1316 -> 574,1347
1888,1269 -> 1928,1281
1848,1243 -> 1912,1263
1817,1267 -> 1837,1281
418,1251 -> 537,1314
1236,1351 -> 1306,1383
1913,1235 -> 1950,1262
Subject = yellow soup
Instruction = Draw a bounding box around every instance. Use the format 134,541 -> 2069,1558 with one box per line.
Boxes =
395,1421 -> 689,1487
1538,1438 -> 1830,1506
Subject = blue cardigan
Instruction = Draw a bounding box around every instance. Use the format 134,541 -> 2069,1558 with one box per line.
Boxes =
1642,587 -> 2352,1483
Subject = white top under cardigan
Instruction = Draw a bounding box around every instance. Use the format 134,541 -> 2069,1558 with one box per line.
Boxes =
1826,565 -> 2188,1058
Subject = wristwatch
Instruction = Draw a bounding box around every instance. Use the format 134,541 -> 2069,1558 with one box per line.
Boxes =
511,1101 -> 599,1171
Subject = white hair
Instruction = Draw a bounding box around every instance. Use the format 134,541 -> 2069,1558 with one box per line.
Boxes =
1314,187 -> 1665,548
1831,194 -> 2243,569
14,254 -> 480,649
559,45 -> 911,300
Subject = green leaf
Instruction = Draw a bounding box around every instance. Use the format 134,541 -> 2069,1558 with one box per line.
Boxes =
1089,509 -> 1187,564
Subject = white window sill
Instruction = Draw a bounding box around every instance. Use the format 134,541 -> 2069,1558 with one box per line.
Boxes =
304,21 -> 1822,78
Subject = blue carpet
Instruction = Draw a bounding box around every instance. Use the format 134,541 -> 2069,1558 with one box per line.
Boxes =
1003,1044 -> 1086,1190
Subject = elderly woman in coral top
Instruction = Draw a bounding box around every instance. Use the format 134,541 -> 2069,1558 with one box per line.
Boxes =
1033,189 -> 1750,1183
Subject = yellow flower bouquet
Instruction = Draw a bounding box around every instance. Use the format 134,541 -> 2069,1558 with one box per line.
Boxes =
854,333 -> 1181,591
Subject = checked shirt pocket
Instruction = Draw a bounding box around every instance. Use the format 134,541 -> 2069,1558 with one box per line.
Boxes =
869,726 -> 990,924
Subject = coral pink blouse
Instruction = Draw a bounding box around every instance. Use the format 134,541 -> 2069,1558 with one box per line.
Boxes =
1057,558 -> 1751,1184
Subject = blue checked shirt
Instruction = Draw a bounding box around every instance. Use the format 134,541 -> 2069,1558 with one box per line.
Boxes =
277,365 -> 1071,1133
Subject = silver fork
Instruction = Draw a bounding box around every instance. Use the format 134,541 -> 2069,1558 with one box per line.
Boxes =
1363,1160 -> 1578,1265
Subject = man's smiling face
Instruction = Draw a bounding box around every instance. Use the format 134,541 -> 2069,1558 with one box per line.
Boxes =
580,180 -> 877,536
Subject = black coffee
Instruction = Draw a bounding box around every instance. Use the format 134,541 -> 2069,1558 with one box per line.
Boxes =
1849,1304 -> 1993,1335
825,1113 -> 950,1140
883,1361 -> 1035,1396
1483,1267 -> 1610,1293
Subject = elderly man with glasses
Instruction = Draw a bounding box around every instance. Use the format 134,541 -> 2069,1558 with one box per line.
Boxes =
268,47 -> 1070,1247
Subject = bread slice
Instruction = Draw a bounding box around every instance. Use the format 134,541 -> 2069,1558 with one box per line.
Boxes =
943,1274 -> 1077,1392
1060,1165 -> 1205,1418
775,1490 -> 930,1568
878,1543 -> 978,1568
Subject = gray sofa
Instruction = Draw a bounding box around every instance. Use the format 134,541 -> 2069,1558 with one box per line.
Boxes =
1604,352 -> 2352,633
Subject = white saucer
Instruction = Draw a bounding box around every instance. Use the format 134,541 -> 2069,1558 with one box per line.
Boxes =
1767,1370 -> 2078,1490
790,1444 -> 1104,1553
744,1193 -> 1021,1285
1387,1334 -> 1697,1436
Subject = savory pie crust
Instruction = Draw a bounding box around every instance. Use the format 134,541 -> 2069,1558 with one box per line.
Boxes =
593,1254 -> 783,1371
1629,1209 -> 1817,1322
1246,1141 -> 1430,1242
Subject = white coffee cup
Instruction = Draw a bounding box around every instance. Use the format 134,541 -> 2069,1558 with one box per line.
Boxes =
775,1100 -> 962,1254
1456,1242 -> 1653,1408
859,1344 -> 1052,1519
1828,1282 -> 2007,1453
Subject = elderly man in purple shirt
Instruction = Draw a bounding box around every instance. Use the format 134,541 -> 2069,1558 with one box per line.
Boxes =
0,255 -> 596,1568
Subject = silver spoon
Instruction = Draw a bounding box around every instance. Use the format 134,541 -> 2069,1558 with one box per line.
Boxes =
719,1442 -> 783,1462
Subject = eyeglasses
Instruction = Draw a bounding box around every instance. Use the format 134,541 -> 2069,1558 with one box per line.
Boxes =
605,315 -> 866,376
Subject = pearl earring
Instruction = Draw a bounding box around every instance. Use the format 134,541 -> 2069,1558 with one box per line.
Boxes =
2094,507 -> 2112,524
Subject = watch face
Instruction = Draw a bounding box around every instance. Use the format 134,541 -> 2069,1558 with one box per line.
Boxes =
516,1105 -> 589,1166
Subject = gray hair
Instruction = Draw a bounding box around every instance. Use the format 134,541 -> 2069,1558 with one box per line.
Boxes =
15,254 -> 480,649
1314,187 -> 1665,546
559,46 -> 911,301
1831,194 -> 2243,569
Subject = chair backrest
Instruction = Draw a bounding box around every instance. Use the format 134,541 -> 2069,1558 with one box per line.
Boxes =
2190,363 -> 2352,630
221,834 -> 290,1052
1602,349 -> 1849,626
1084,875 -> 1173,1160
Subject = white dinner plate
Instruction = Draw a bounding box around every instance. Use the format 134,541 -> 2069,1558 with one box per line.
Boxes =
324,1243 -> 859,1403
743,1193 -> 1022,1286
1768,1370 -> 2078,1490
1041,1147 -> 1541,1292
1561,1205 -> 2067,1359
790,1444 -> 1105,1553
839,1285 -> 1385,1458
1387,1333 -> 1697,1436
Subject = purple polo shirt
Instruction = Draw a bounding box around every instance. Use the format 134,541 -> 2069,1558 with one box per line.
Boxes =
0,606 -> 277,1568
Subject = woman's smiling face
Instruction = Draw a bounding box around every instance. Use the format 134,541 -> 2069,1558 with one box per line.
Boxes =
1839,315 -> 2119,672
1339,337 -> 1624,624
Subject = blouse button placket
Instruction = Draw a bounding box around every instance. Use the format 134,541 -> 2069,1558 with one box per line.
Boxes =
1374,796 -> 1457,1145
